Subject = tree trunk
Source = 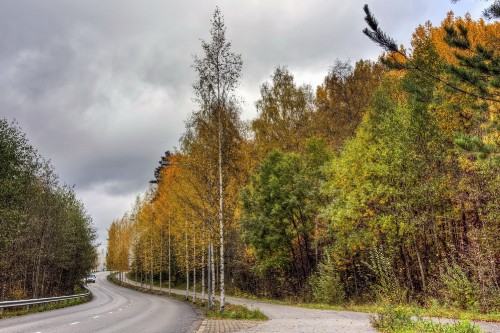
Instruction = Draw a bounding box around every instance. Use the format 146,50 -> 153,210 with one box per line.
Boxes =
168,219 -> 171,295
218,105 -> 225,311
185,219 -> 189,300
193,227 -> 197,303
211,242 -> 215,309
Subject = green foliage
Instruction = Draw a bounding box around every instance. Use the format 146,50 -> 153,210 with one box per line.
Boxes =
323,75 -> 448,298
205,302 -> 267,320
363,247 -> 406,304
309,254 -> 345,305
0,294 -> 92,318
371,307 -> 484,333
241,138 -> 331,295
108,8 -> 500,316
440,262 -> 480,311
0,118 -> 97,300
454,133 -> 495,159
252,66 -> 314,156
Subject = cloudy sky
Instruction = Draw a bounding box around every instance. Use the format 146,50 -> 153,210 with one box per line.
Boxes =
1,0 -> 487,248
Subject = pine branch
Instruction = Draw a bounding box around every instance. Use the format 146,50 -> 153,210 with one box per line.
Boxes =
483,0 -> 500,19
362,4 -> 500,103
362,5 -> 398,52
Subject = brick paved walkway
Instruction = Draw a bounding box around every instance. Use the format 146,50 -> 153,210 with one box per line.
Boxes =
196,319 -> 262,333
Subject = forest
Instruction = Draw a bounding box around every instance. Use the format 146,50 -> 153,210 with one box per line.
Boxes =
0,119 -> 97,300
106,5 -> 499,314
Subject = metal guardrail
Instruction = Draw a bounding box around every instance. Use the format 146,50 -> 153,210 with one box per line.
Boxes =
0,289 -> 91,314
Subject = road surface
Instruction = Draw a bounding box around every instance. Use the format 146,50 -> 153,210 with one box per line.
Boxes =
124,276 -> 377,333
122,276 -> 500,333
0,272 -> 200,333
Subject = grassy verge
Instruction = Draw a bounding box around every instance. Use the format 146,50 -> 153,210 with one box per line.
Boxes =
108,273 -> 267,321
243,298 -> 500,323
371,307 -> 485,333
120,273 -> 499,323
226,289 -> 499,323
0,287 -> 92,319
205,302 -> 267,320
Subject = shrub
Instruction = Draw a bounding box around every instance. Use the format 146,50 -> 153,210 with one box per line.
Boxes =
371,307 -> 484,333
363,246 -> 407,304
440,261 -> 480,311
309,254 -> 345,305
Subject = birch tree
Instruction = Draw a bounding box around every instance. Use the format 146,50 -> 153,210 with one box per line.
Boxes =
192,7 -> 243,311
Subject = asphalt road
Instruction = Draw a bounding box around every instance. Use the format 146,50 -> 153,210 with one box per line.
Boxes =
122,276 -> 500,333
124,276 -> 377,333
0,272 -> 200,333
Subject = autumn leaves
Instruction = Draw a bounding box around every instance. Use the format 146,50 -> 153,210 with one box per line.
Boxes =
107,8 -> 499,311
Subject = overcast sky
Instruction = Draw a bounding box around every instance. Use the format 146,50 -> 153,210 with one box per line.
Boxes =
1,0 -> 487,249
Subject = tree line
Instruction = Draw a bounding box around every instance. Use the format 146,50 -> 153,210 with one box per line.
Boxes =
0,119 -> 97,300
107,6 -> 499,313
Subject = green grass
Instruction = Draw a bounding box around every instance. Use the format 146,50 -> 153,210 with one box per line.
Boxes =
260,300 -> 500,323
119,272 -> 499,323
205,301 -> 267,320
226,288 -> 500,323
109,273 -> 267,321
371,307 -> 485,333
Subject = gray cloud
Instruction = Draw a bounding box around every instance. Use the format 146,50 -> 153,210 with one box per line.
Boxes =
0,0 -> 486,247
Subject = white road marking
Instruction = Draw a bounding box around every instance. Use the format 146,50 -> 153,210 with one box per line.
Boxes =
69,322 -> 79,325
119,308 -> 122,311
108,311 -> 113,314
93,315 -> 100,318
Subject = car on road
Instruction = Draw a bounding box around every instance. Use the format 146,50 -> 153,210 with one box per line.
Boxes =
86,274 -> 96,283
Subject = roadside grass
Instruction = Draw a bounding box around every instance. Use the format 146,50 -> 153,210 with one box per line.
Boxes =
371,307 -> 485,333
244,298 -> 500,323
119,272 -> 499,323
227,289 -> 500,323
205,302 -> 267,320
108,273 -> 267,321
0,287 -> 92,319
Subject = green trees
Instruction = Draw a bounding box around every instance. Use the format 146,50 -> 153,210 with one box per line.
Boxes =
363,4 -> 499,159
252,66 -> 314,156
0,119 -> 97,300
322,75 -> 449,300
108,5 -> 499,313
357,5 -> 499,310
241,139 -> 331,297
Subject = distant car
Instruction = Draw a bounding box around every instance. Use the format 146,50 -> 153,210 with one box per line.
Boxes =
86,274 -> 96,283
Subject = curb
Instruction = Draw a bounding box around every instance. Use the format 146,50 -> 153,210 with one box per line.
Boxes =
196,319 -> 208,333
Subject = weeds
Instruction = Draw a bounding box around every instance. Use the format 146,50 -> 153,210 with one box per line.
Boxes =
371,307 -> 484,333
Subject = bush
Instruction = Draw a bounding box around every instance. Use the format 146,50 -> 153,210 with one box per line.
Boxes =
363,246 -> 407,304
371,307 -> 484,333
370,307 -> 413,332
440,261 -> 480,311
309,254 -> 345,305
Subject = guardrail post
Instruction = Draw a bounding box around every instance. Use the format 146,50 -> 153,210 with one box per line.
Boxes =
0,289 -> 90,313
